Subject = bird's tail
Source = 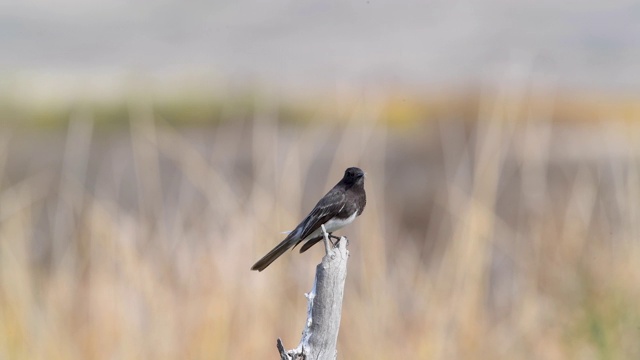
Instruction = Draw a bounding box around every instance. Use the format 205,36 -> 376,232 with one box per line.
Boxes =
251,237 -> 297,271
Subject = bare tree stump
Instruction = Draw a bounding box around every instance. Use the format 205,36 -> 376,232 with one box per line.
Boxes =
277,225 -> 349,360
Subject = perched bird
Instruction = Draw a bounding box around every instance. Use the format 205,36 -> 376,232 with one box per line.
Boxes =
251,167 -> 367,271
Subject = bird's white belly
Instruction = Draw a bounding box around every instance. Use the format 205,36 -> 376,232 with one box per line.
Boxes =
305,212 -> 358,240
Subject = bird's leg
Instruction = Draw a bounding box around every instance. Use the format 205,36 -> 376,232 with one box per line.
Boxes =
328,233 -> 341,247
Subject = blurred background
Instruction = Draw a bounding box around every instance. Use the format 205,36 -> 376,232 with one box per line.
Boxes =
2,1 -> 640,359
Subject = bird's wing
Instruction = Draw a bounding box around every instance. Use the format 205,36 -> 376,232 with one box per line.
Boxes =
297,188 -> 346,240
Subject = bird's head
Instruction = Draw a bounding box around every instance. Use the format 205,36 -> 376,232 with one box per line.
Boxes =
343,167 -> 365,186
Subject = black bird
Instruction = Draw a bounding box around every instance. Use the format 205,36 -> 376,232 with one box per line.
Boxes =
251,167 -> 367,271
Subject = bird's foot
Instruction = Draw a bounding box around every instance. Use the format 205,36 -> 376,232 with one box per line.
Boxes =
328,234 -> 342,247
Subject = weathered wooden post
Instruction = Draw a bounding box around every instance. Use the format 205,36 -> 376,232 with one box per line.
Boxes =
276,225 -> 349,360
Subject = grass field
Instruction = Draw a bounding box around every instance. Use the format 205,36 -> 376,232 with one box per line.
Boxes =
1,83 -> 639,359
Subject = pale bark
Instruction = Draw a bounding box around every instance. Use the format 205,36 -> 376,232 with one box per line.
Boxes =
277,225 -> 349,360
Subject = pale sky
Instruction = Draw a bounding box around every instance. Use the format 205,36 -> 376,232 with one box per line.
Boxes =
2,0 -> 639,94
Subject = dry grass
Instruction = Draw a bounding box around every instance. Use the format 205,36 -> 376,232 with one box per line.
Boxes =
1,84 -> 640,359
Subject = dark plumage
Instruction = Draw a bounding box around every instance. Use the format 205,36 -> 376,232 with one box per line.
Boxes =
251,167 -> 366,271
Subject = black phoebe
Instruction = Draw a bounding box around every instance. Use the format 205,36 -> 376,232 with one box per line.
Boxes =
251,167 -> 367,271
